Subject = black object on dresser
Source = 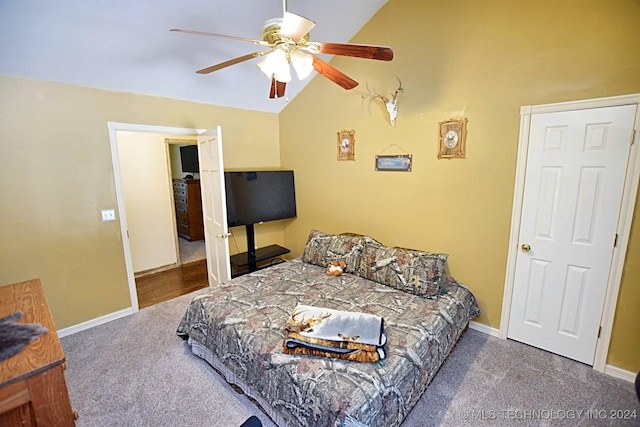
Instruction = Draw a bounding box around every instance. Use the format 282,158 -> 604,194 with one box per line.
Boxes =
172,179 -> 204,242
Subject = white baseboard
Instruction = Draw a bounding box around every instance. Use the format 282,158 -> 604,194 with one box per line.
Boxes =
57,307 -> 133,338
469,320 -> 501,337
468,321 -> 637,383
57,308 -> 637,385
604,364 -> 637,383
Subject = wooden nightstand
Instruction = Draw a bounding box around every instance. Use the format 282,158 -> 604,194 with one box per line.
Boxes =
0,279 -> 77,426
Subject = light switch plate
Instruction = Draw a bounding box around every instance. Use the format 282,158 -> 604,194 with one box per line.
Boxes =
101,209 -> 116,221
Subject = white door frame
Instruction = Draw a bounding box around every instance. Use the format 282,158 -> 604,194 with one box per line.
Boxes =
500,94 -> 640,373
107,122 -> 206,312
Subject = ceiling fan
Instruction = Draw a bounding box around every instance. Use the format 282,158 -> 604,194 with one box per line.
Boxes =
171,0 -> 393,99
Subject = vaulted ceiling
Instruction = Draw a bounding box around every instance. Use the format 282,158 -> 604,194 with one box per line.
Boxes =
0,1 -> 388,113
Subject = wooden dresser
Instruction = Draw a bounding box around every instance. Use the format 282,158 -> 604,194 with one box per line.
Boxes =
0,279 -> 76,426
173,179 -> 204,242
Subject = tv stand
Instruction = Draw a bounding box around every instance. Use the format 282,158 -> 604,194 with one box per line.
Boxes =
229,224 -> 290,278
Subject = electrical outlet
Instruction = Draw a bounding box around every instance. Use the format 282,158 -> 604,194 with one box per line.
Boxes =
101,209 -> 116,221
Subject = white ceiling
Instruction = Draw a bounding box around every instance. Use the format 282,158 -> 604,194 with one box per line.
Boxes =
0,0 -> 388,114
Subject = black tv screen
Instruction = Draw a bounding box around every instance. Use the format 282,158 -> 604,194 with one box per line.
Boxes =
225,170 -> 297,227
180,145 -> 199,173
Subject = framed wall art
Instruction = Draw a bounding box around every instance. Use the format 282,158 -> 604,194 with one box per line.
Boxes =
337,130 -> 355,161
375,154 -> 412,172
438,118 -> 468,159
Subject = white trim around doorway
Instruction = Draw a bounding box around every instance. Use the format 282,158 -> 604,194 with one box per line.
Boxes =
107,122 -> 206,313
499,94 -> 640,373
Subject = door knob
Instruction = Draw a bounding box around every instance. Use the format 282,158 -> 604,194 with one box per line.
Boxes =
217,233 -> 230,238
521,243 -> 531,252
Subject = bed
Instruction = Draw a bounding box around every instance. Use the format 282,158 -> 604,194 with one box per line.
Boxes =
177,230 -> 480,426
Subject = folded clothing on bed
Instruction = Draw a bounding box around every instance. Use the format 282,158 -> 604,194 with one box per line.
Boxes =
282,304 -> 386,362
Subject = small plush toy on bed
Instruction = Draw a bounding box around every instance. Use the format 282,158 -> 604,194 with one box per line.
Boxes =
326,261 -> 346,276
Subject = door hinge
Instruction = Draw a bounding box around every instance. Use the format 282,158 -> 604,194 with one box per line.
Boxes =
631,129 -> 637,145
597,326 -> 602,338
613,233 -> 618,247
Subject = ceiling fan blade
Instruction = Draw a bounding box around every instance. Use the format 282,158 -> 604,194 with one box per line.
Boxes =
269,77 -> 287,99
196,52 -> 268,74
313,42 -> 393,61
280,12 -> 315,42
170,29 -> 268,46
311,56 -> 359,90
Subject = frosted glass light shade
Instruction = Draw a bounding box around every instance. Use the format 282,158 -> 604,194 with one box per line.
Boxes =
290,49 -> 313,80
257,49 -> 291,83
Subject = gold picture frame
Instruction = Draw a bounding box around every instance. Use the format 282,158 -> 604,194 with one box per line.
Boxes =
337,130 -> 355,161
438,118 -> 468,159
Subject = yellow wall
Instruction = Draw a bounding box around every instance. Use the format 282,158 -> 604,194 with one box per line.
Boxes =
279,0 -> 640,371
0,75 -> 281,328
0,0 -> 638,374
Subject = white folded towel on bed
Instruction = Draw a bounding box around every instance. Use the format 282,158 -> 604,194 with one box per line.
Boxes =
283,305 -> 386,362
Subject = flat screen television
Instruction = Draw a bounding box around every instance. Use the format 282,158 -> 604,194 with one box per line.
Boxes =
224,170 -> 297,227
180,145 -> 199,173
224,170 -> 297,272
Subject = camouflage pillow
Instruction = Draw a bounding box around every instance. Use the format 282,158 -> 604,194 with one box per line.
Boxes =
360,243 -> 448,298
301,229 -> 364,273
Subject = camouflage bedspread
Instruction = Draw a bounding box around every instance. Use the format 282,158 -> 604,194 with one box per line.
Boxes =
177,259 -> 479,427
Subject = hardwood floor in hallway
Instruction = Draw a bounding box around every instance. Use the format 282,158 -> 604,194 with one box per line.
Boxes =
135,259 -> 208,309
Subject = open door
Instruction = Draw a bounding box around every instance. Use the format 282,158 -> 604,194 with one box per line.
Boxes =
198,127 -> 231,286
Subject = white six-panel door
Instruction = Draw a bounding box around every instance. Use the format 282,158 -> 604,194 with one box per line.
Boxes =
508,104 -> 636,365
198,127 -> 231,287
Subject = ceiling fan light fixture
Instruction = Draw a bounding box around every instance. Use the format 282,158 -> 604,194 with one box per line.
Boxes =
257,49 -> 291,83
290,49 -> 313,80
171,1 -> 394,98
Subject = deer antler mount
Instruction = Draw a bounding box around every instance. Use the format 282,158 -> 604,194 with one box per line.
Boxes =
362,76 -> 403,126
